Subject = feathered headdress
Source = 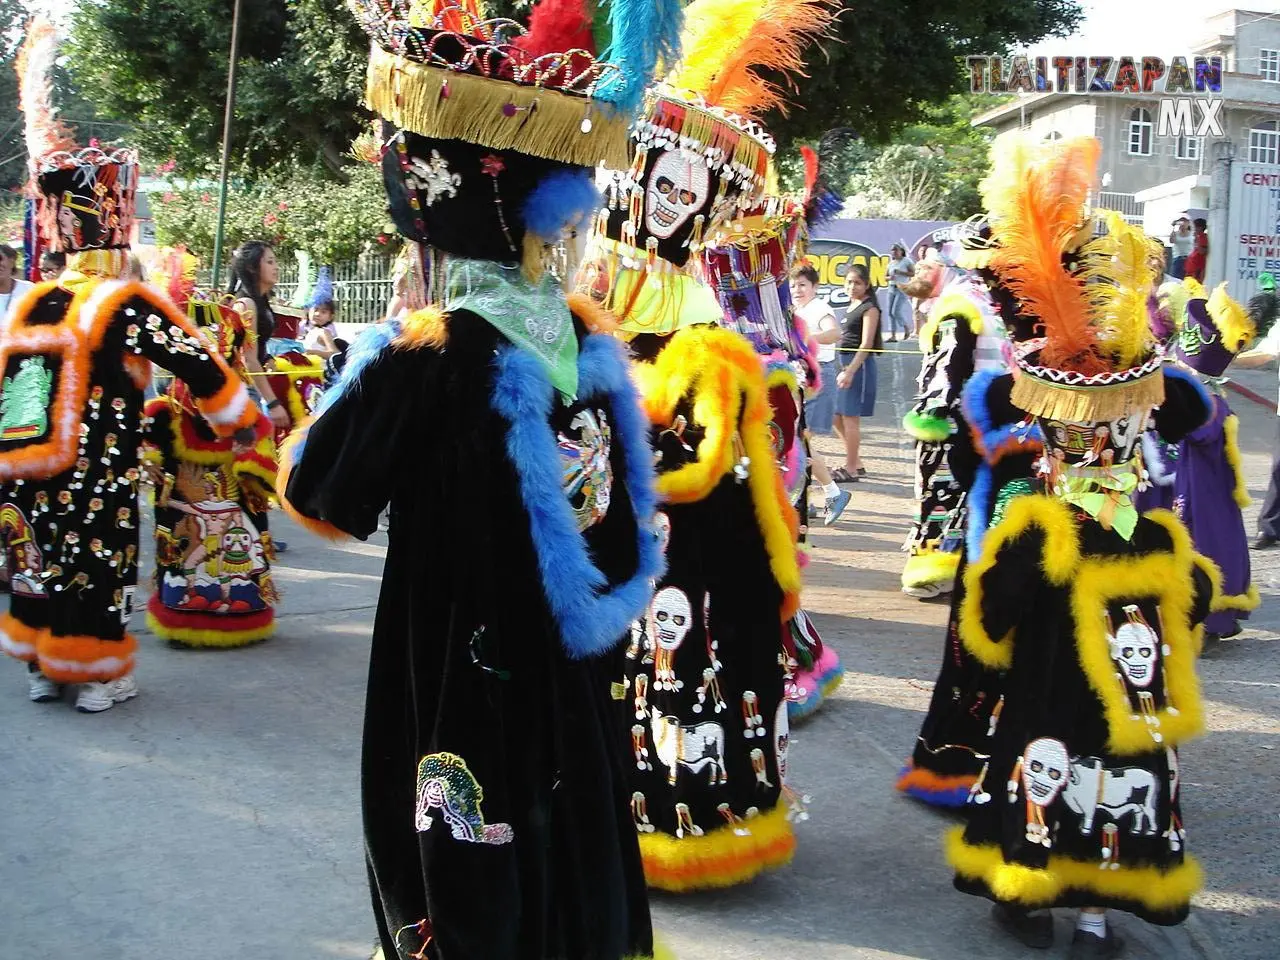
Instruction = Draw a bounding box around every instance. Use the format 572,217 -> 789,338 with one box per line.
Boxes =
16,17 -> 76,169
982,135 -> 1168,422
308,266 -> 336,310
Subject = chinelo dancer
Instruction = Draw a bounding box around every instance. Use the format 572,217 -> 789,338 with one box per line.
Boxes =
1167,279 -> 1262,650
141,271 -> 280,649
577,0 -> 835,890
278,0 -> 678,956
941,136 -> 1219,958
0,18 -> 262,712
700,142 -> 846,722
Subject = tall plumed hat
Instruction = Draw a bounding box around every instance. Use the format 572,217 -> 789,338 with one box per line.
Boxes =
350,0 -> 679,271
1174,278 -> 1255,378
308,266 -> 336,310
978,135 -> 1168,425
597,0 -> 835,269
19,17 -> 137,258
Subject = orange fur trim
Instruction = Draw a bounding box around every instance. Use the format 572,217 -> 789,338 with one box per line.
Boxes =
567,291 -> 618,334
0,612 -> 44,661
638,803 -> 795,891
393,306 -> 450,350
37,631 -> 137,684
895,765 -> 977,796
276,421 -> 350,541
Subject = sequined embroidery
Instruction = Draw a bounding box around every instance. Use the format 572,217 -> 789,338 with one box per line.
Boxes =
0,357 -> 53,441
414,752 -> 514,845
557,408 -> 613,531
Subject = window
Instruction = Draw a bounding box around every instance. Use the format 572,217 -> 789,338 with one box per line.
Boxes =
1175,135 -> 1201,161
1250,121 -> 1280,165
1262,48 -> 1280,83
1127,108 -> 1153,156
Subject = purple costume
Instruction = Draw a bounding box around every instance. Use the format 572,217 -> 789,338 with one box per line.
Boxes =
1171,284 -> 1258,637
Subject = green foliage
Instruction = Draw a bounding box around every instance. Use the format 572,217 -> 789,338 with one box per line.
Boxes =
764,0 -> 1082,146
152,163 -> 396,264
67,0 -> 368,180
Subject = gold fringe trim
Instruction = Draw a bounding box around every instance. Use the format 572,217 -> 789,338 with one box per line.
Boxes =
1010,368 -> 1164,423
366,47 -> 630,170
1223,413 -> 1251,508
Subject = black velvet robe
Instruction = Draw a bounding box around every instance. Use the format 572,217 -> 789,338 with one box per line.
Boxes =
283,312 -> 659,959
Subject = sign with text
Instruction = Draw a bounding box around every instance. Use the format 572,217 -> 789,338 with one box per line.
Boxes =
1226,165 -> 1280,304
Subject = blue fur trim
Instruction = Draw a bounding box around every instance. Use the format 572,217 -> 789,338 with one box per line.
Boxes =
491,333 -> 664,659
896,767 -> 972,809
787,688 -> 825,722
1162,362 -> 1213,412
596,0 -> 683,116
961,368 -> 1003,441
967,460 -> 994,563
523,170 -> 601,241
289,319 -> 399,465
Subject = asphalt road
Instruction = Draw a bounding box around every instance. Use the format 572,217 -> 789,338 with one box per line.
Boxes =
1,344 -> 1276,959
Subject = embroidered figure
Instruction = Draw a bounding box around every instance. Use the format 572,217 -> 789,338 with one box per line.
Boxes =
557,407 -> 613,531
773,699 -> 790,782
1062,755 -> 1160,837
405,150 -> 461,207
650,707 -> 727,786
0,503 -> 46,597
1106,603 -> 1160,689
0,357 -> 54,442
413,751 -> 514,845
649,585 -> 690,692
1011,737 -> 1069,848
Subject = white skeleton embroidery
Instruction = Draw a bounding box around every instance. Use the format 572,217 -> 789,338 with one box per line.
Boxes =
644,150 -> 709,240
650,586 -> 691,692
406,150 -> 461,206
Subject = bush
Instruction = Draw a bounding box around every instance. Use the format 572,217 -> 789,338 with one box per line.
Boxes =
152,163 -> 398,265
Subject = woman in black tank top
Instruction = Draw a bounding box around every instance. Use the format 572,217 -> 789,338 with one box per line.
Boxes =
229,241 -> 290,433
832,262 -> 881,480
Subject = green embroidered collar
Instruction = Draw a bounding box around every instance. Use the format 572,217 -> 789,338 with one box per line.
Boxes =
1051,461 -> 1141,541
443,258 -> 578,399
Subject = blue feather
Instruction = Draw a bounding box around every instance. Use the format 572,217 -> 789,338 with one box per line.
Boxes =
491,332 -> 664,659
595,0 -> 683,117
522,169 -> 601,241
307,265 -> 335,309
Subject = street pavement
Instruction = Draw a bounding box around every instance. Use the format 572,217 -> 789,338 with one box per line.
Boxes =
2,344 -> 1277,959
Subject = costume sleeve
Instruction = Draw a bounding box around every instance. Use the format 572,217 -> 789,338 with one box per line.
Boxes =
115,285 -> 261,436
1189,557 -> 1214,627
280,330 -> 422,540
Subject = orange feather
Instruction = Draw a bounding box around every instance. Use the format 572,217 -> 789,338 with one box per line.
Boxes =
984,136 -> 1106,375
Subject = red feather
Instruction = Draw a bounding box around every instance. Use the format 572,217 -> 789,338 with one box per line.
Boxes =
800,145 -> 819,202
515,0 -> 595,57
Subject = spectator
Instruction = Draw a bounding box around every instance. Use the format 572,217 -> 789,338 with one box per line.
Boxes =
1169,216 -> 1193,279
789,261 -> 852,524
1235,274 -> 1280,549
1185,218 -> 1208,283
39,250 -> 65,281
832,263 -> 880,481
0,244 -> 33,318
885,242 -> 914,341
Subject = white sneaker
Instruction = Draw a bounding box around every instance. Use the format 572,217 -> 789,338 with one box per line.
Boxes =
75,673 -> 139,713
28,671 -> 62,703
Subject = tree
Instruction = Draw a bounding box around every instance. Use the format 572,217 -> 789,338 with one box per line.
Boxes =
67,0 -> 368,180
0,0 -> 34,192
764,0 -> 1082,145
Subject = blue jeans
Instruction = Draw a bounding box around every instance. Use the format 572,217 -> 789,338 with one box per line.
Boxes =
886,288 -> 912,338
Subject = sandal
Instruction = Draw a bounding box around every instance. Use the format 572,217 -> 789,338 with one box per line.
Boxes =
857,466 -> 868,477
831,467 -> 859,483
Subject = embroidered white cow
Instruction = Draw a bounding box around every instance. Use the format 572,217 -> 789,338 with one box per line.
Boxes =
1063,756 -> 1160,835
650,707 -> 727,786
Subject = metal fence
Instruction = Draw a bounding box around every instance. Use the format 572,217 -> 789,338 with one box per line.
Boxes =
1093,191 -> 1144,225
201,255 -> 396,325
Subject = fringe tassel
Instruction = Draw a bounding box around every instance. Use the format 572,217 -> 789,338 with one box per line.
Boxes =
366,48 -> 630,170
1010,369 -> 1164,423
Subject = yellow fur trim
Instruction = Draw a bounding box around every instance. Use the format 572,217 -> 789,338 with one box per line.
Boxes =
638,803 -> 795,892
946,827 -> 1202,912
637,326 -> 801,602
920,291 -> 984,353
959,496 -> 1080,669
394,306 -> 450,350
1214,583 -> 1260,613
1223,414 -> 1251,508
365,46 -> 630,170
1073,508 -> 1205,753
902,549 -> 960,590
146,609 -> 274,648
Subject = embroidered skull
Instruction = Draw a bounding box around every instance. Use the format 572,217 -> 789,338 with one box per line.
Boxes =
644,151 -> 709,240
651,586 -> 692,650
1021,737 -> 1070,807
1108,604 -> 1159,689
773,698 -> 790,783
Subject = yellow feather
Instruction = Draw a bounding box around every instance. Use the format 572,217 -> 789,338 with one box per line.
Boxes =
1080,212 -> 1160,368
